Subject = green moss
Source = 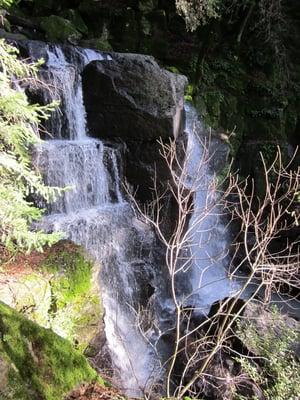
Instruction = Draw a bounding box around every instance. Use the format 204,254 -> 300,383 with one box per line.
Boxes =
0,243 -> 102,352
196,91 -> 223,128
41,248 -> 92,306
36,245 -> 101,349
80,38 -> 113,51
0,301 -> 101,400
60,9 -> 88,35
71,294 -> 102,352
166,66 -> 180,74
40,15 -> 82,42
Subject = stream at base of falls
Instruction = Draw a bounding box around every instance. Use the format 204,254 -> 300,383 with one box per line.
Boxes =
32,42 -> 241,396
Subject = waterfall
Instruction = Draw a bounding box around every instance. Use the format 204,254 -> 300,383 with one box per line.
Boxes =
34,44 -> 161,397
34,139 -> 111,214
184,104 -> 240,315
43,45 -> 86,140
33,42 -> 241,397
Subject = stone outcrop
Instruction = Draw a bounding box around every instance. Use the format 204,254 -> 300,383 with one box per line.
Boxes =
2,0 -> 300,179
82,52 -> 187,141
82,52 -> 187,205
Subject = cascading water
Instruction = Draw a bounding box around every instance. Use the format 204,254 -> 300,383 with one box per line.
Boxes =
34,139 -> 110,214
32,42 -> 240,397
33,44 -> 161,396
184,104 -> 240,315
42,45 -> 86,140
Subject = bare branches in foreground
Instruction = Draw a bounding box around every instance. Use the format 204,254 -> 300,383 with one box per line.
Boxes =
127,133 -> 300,399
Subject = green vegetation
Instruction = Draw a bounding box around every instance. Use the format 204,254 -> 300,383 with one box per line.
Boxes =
184,84 -> 194,102
0,0 -> 14,7
0,38 -> 64,253
40,244 -> 101,350
236,309 -> 300,400
175,0 -> 220,30
0,242 -> 102,352
0,301 -> 101,400
40,16 -> 82,42
41,246 -> 92,306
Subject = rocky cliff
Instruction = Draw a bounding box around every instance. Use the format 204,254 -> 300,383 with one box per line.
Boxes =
1,0 -> 300,184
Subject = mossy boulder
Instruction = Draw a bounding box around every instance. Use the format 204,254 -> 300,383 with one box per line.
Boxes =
0,274 -> 52,327
40,15 -> 82,42
0,301 -> 102,400
0,241 -> 102,352
60,9 -> 88,35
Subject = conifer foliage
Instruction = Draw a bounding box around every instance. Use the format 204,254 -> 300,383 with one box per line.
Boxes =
0,39 -> 63,252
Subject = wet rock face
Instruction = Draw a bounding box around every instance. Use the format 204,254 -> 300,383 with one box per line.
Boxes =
82,53 -> 187,141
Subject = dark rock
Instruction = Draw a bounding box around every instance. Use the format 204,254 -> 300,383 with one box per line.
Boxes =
236,140 -> 288,197
206,297 -> 245,337
79,0 -> 131,18
5,13 -> 41,32
15,39 -> 50,60
117,7 -> 139,52
82,52 -> 187,141
30,0 -> 56,14
124,139 -> 169,202
0,28 -> 27,41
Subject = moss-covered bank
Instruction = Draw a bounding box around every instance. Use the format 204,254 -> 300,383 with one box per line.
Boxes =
0,241 -> 102,352
0,301 -> 102,400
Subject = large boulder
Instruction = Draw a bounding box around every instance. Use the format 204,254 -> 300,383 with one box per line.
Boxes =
82,52 -> 187,141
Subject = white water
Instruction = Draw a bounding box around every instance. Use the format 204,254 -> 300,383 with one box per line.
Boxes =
80,47 -> 113,64
34,44 -> 160,396
34,43 -> 243,396
34,139 -> 111,213
45,45 -> 86,139
184,104 -> 240,314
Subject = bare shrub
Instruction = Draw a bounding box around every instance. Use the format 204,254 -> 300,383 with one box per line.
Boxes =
127,129 -> 300,398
